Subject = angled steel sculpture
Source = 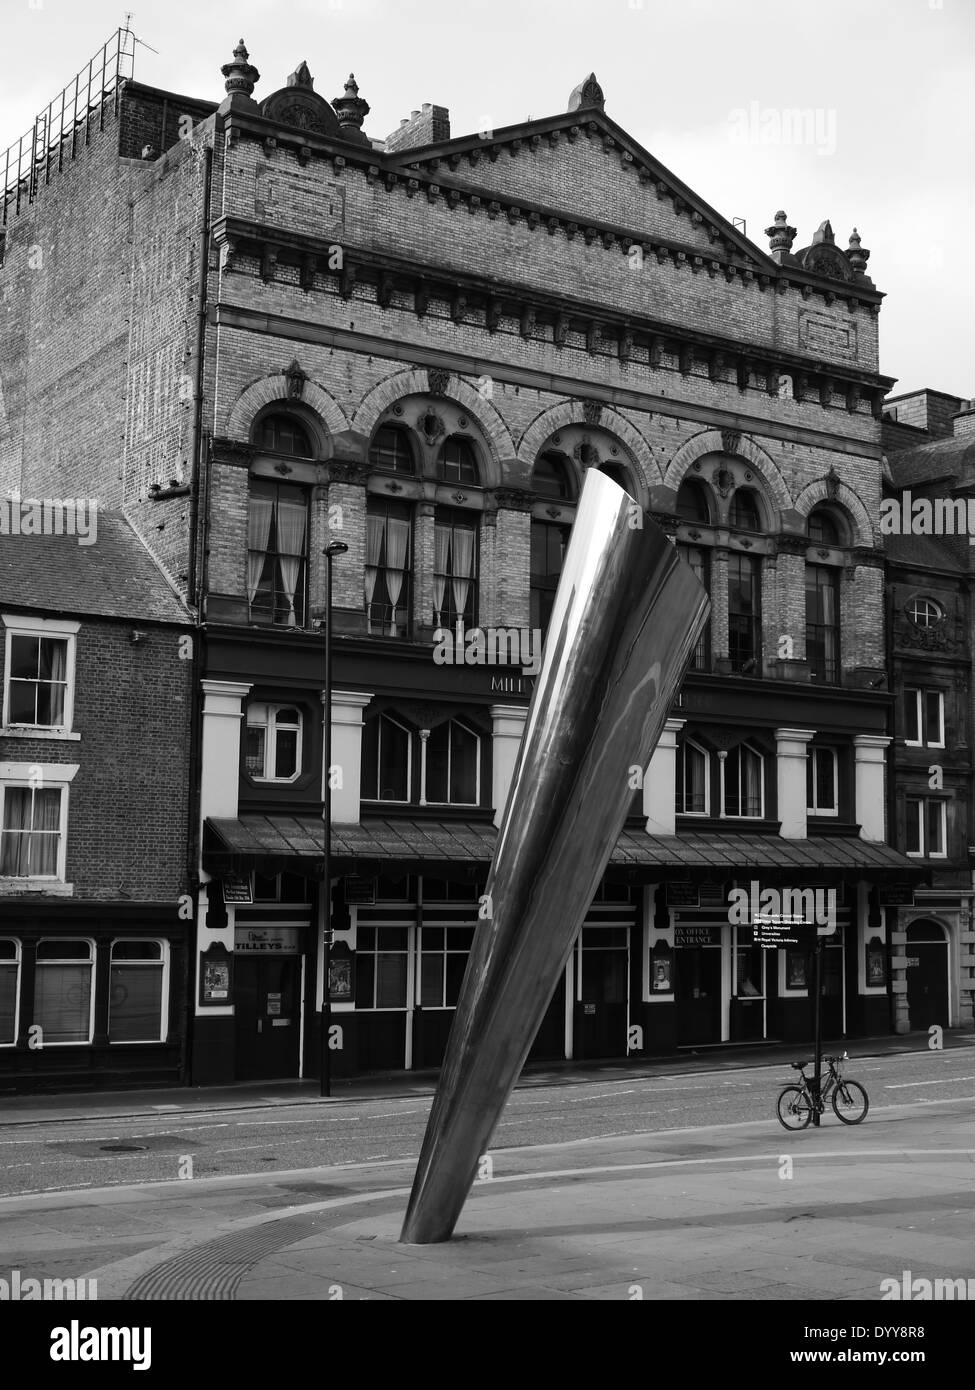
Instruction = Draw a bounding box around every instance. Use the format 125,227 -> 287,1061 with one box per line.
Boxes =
401,468 -> 710,1244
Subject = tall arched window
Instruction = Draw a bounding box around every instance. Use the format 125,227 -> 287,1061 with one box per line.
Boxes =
425,720 -> 480,805
677,545 -> 710,671
806,508 -> 842,683
729,488 -> 762,531
598,461 -> 631,492
808,508 -> 840,546
676,480 -> 712,524
727,552 -> 761,672
433,507 -> 478,631
369,425 -> 416,474
256,414 -> 313,458
365,500 -> 412,637
675,738 -> 710,815
438,437 -> 480,486
532,451 -> 575,502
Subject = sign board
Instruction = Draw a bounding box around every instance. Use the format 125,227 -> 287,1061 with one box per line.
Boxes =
222,874 -> 253,905
752,919 -> 818,950
199,943 -> 233,1007
666,882 -> 700,908
234,927 -> 302,954
675,925 -> 721,947
877,884 -> 916,907
344,877 -> 377,905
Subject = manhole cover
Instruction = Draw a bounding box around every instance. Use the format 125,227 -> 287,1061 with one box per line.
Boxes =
99,1144 -> 149,1153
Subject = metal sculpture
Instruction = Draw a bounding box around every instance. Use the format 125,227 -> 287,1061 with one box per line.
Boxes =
401,469 -> 710,1244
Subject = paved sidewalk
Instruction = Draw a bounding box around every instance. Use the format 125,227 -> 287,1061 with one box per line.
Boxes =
27,1097 -> 967,1301
1,1029 -> 970,1127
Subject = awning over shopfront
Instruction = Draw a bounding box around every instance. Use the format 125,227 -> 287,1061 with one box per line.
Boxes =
204,816 -> 930,886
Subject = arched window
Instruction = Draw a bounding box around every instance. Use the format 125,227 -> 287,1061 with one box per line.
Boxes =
598,461 -> 631,492
531,520 -> 570,634
369,425 -> 415,474
806,563 -> 840,682
723,744 -> 764,819
532,451 -> 575,501
362,714 -> 413,802
676,480 -> 711,525
676,545 -> 710,671
675,738 -> 709,815
247,480 -> 309,627
728,553 -> 761,671
255,414 -> 313,458
365,500 -> 412,637
425,720 -> 480,805
808,508 -> 840,546
729,488 -> 762,531
438,437 -> 480,486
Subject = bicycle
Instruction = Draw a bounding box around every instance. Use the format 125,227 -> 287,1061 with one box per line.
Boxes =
776,1051 -> 869,1130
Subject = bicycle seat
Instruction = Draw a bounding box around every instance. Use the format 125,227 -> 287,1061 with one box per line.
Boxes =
790,1060 -> 811,1070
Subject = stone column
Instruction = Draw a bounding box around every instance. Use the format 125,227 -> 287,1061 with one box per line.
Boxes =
323,690 -> 373,823
853,734 -> 891,841
490,703 -> 528,826
711,548 -> 729,660
644,718 -> 685,835
775,727 -> 815,839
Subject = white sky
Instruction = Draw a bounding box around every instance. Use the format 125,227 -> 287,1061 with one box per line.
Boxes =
2,0 -> 972,399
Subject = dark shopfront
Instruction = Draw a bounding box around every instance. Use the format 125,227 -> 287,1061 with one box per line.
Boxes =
0,904 -> 187,1093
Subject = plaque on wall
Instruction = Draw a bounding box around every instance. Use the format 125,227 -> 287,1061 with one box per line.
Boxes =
666,882 -> 700,908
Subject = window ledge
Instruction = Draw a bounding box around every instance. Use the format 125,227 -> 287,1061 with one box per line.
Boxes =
0,880 -> 74,896
0,728 -> 81,741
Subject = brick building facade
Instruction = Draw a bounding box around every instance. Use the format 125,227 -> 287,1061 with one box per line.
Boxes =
0,516 -> 194,1090
1,35 -> 941,1088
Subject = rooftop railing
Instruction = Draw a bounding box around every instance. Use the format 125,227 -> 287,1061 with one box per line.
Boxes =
2,26 -> 136,227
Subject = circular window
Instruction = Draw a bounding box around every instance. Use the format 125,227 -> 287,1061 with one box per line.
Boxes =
905,597 -> 943,628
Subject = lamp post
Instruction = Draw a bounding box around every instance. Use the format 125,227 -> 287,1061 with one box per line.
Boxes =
321,540 -> 348,1098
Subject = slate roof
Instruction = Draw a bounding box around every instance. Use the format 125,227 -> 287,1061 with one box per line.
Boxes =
205,817 -> 928,882
0,510 -> 190,624
886,434 -> 975,488
883,532 -> 966,573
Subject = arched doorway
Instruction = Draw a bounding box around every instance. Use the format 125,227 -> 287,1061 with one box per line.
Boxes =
905,920 -> 949,1031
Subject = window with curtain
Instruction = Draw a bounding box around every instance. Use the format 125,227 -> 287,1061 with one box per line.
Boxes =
728,552 -> 761,672
244,704 -> 303,782
0,785 -> 63,877
247,480 -> 309,627
34,939 -> 93,1043
426,720 -> 480,805
109,941 -> 165,1043
362,714 -> 412,802
369,425 -> 415,474
675,739 -> 709,815
365,499 -> 412,637
438,437 -> 480,486
676,544 -> 710,671
805,564 -> 840,682
257,414 -> 313,457
530,521 -> 571,635
433,508 -> 478,631
6,635 -> 69,726
724,744 -> 764,818
676,480 -> 712,524
0,940 -> 19,1044
354,927 -> 409,1009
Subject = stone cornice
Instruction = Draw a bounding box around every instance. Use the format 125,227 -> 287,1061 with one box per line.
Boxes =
210,216 -> 894,412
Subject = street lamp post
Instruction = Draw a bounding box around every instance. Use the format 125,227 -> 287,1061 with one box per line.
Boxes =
321,540 -> 348,1099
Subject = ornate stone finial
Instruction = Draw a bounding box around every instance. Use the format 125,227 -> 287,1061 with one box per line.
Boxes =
826,465 -> 842,499
765,210 -> 797,255
332,72 -> 371,138
287,61 -> 314,89
846,227 -> 871,275
568,72 -> 605,112
221,38 -> 260,98
812,219 -> 835,246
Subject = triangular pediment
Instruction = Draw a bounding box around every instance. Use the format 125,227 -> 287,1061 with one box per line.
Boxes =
386,109 -> 772,269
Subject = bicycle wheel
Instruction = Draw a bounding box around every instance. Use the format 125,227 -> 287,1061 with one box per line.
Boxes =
832,1079 -> 869,1125
777,1085 -> 813,1131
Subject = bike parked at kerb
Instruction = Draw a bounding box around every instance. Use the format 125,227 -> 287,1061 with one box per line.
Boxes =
776,1051 -> 869,1130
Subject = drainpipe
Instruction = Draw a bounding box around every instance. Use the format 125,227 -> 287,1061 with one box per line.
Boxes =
181,139 -> 213,1086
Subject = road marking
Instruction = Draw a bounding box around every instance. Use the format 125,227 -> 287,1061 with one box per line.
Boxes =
885,1077 -> 975,1089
